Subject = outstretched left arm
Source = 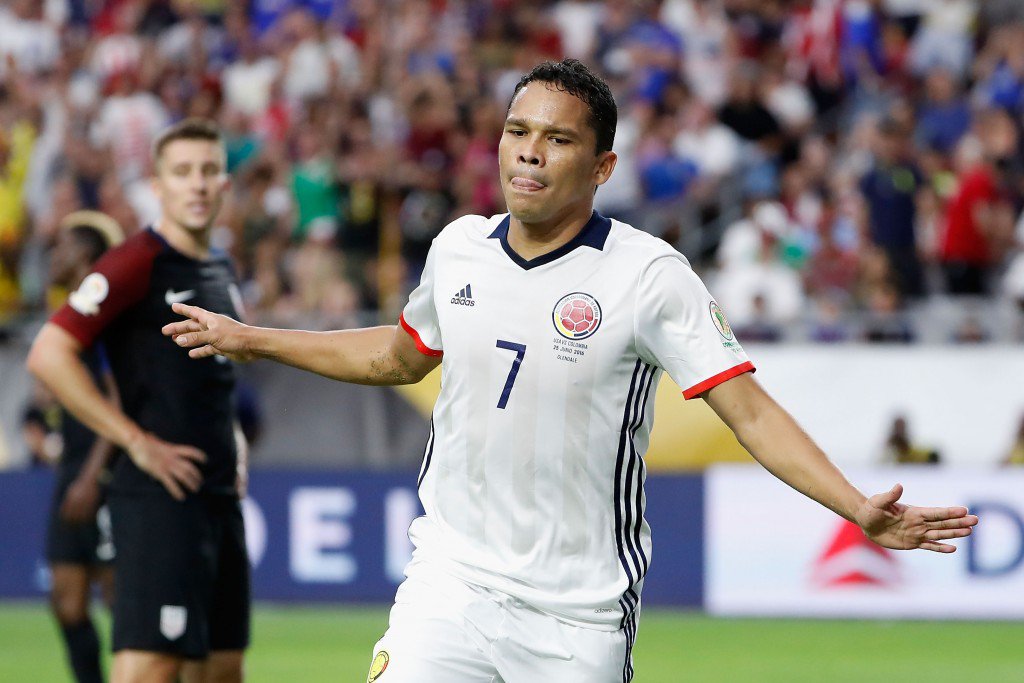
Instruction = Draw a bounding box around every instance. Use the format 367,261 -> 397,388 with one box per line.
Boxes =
703,373 -> 978,553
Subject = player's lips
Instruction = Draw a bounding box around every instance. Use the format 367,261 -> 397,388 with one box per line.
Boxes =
509,176 -> 546,191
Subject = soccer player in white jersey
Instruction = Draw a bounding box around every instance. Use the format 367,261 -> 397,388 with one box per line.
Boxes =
163,60 -> 978,682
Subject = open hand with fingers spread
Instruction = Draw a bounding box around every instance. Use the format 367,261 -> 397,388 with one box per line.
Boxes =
126,432 -> 206,501
855,483 -> 979,553
163,302 -> 255,362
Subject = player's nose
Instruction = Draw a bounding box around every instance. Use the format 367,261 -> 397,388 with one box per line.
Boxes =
517,139 -> 543,166
188,171 -> 208,193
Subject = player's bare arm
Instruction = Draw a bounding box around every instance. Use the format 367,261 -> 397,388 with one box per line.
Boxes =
233,420 -> 248,499
27,323 -> 206,501
163,302 -> 441,385
703,372 -> 978,553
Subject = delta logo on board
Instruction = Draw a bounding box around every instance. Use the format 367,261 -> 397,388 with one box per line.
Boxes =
810,521 -> 900,589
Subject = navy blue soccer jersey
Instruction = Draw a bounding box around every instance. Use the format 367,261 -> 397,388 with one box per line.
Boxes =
51,228 -> 242,496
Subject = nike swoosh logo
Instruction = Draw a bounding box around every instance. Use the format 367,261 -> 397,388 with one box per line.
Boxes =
165,289 -> 196,306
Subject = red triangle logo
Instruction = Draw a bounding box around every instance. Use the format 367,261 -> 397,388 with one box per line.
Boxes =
811,521 -> 899,588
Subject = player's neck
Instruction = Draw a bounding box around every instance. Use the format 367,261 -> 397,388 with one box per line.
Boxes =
507,207 -> 593,261
156,220 -> 212,260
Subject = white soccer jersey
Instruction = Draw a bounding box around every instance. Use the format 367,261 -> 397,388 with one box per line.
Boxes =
400,211 -> 754,630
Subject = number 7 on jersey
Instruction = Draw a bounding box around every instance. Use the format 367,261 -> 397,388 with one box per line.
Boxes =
495,340 -> 526,409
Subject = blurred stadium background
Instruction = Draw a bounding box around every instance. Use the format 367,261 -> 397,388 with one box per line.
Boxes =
1,0 -> 1024,680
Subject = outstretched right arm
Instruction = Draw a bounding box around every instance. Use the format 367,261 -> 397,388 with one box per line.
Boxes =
163,303 -> 442,385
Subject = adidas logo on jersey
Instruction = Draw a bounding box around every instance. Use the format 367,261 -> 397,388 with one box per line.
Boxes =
451,284 -> 475,306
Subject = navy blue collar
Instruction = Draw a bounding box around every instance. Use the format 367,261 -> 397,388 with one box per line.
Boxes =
147,226 -> 228,264
487,211 -> 612,270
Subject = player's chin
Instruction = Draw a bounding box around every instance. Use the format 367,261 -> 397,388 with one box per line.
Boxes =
181,216 -> 215,232
506,197 -> 552,222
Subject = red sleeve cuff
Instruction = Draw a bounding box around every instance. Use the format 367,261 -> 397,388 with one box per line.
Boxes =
682,361 -> 755,400
399,313 -> 443,357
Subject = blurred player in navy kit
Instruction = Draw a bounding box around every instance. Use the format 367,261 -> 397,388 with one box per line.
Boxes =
45,210 -> 124,683
28,119 -> 250,683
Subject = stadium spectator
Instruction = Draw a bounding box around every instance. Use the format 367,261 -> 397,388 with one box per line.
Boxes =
915,67 -> 971,155
716,62 -> 782,147
714,200 -> 805,329
1003,414 -> 1024,465
881,414 -> 940,464
0,0 -> 61,79
939,108 -> 1017,295
802,195 -> 860,302
0,105 -> 35,317
733,293 -> 783,343
908,0 -> 976,80
862,281 -> 916,343
221,32 -> 280,118
662,0 -> 735,107
673,98 -> 742,180
808,293 -> 851,342
858,116 -> 926,298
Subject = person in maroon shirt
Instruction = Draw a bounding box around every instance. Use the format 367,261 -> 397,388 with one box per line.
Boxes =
28,119 -> 249,683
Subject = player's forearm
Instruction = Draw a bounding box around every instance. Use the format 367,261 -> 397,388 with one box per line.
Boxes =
27,327 -> 143,450
77,439 -> 116,485
733,404 -> 866,522
74,376 -> 120,485
243,324 -> 423,385
706,375 -> 865,522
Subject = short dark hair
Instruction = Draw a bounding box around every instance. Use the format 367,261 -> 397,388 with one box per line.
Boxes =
509,59 -> 617,154
153,117 -> 223,162
67,226 -> 111,265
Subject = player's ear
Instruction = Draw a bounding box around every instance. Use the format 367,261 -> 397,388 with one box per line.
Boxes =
594,150 -> 617,187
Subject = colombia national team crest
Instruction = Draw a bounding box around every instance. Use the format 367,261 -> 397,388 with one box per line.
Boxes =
552,292 -> 602,340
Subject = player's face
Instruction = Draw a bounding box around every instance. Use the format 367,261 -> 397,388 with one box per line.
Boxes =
152,139 -> 229,234
499,82 -> 616,228
48,230 -> 81,287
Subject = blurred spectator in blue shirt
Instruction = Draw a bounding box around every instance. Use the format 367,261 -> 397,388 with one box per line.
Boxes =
915,67 -> 971,153
859,116 -> 926,298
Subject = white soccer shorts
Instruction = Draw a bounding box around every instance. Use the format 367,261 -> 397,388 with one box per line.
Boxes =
366,560 -> 637,683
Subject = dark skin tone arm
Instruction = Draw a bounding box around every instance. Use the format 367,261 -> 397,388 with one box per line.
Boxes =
59,370 -> 119,524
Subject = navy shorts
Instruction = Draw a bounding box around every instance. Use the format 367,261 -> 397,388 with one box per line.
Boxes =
109,491 -> 251,659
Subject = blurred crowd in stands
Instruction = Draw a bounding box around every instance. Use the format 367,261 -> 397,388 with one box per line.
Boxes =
3,0 -> 1024,342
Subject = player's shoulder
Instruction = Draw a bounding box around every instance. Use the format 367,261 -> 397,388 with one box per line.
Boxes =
111,227 -> 164,258
430,213 -> 506,250
90,228 -> 164,277
605,218 -> 692,270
